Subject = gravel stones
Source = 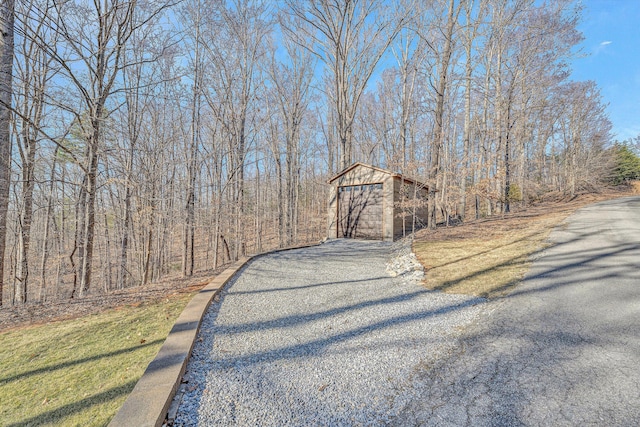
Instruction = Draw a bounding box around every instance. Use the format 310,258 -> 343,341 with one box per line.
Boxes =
172,239 -> 487,426
385,236 -> 424,284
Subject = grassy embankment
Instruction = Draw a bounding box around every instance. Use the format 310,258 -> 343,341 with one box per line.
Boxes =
413,189 -> 638,298
0,293 -> 193,426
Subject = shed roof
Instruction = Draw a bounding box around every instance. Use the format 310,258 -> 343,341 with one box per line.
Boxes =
328,162 -> 427,188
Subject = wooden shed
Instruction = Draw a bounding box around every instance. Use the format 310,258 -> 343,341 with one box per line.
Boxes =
327,163 -> 429,241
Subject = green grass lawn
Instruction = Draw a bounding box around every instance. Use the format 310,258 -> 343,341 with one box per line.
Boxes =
0,293 -> 193,427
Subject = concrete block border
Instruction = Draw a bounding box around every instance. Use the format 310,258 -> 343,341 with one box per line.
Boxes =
108,243 -> 321,427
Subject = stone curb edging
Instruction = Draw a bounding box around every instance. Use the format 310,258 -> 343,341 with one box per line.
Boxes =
108,243 -> 321,427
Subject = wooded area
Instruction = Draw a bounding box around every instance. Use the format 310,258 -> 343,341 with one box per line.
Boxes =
0,0 -> 634,306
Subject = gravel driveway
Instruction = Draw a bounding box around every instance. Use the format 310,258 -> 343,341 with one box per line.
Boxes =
173,239 -> 486,426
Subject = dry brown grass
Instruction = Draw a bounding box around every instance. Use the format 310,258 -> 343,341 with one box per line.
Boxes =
413,190 -> 636,298
0,273 -> 216,333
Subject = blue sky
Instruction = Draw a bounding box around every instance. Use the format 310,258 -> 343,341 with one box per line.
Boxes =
571,0 -> 640,141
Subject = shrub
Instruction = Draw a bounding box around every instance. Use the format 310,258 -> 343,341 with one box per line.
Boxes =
507,184 -> 523,202
610,143 -> 640,185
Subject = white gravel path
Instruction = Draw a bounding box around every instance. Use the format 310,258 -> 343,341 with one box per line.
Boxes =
172,239 -> 488,426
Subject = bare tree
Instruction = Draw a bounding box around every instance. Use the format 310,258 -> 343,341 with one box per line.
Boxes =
200,0 -> 271,259
0,0 -> 14,306
0,0 -> 619,309
458,0 -> 487,221
10,0 -> 59,303
268,29 -> 315,246
44,0 -> 172,297
558,81 -> 612,196
285,0 -> 406,171
179,0 -> 206,277
390,23 -> 426,172
420,0 -> 462,228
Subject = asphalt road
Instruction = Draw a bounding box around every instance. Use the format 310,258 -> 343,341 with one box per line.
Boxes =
390,196 -> 640,426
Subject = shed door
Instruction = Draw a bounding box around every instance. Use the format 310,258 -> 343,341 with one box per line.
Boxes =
338,183 -> 383,239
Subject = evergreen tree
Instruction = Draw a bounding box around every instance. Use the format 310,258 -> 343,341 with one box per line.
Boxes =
611,143 -> 640,185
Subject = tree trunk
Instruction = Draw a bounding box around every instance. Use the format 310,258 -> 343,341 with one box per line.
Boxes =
39,147 -> 59,302
460,23 -> 473,222
0,0 -> 14,306
118,183 -> 131,289
183,6 -> 202,277
428,0 -> 459,229
276,154 -> 285,247
15,136 -> 36,303
79,126 -> 100,296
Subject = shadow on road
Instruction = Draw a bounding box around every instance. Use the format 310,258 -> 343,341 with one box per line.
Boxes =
390,195 -> 640,425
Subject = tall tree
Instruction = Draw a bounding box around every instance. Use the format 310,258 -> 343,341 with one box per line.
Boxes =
47,0 -> 171,297
285,0 -> 406,171
458,0 -> 487,221
12,0 -> 58,303
268,30 -> 315,246
180,0 -> 205,277
421,0 -> 462,228
0,0 -> 14,306
200,0 -> 270,259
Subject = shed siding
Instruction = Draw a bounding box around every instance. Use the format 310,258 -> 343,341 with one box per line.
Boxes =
328,165 -> 390,239
328,163 -> 428,241
337,184 -> 384,239
392,177 -> 428,238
